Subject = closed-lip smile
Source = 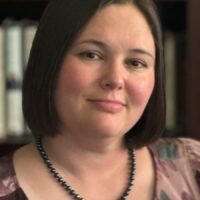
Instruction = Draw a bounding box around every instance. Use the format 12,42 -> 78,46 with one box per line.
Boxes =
87,98 -> 126,113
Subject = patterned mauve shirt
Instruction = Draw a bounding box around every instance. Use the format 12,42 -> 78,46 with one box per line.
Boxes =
0,138 -> 200,200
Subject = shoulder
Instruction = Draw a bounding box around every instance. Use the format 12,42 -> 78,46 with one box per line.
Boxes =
149,138 -> 200,199
149,137 -> 200,188
149,137 -> 200,161
177,137 -> 200,161
0,153 -> 20,198
175,138 -> 200,180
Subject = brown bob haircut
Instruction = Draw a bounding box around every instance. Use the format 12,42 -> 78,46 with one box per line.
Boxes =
23,0 -> 165,148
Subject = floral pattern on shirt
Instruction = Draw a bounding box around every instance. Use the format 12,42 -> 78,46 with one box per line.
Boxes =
0,138 -> 199,200
0,154 -> 18,197
149,138 -> 200,200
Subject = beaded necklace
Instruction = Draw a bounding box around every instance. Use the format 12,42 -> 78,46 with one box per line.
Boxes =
36,137 -> 136,200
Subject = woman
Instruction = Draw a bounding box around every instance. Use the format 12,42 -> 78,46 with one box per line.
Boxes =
0,0 -> 199,199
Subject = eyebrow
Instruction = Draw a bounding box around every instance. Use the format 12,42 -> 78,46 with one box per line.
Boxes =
75,39 -> 155,59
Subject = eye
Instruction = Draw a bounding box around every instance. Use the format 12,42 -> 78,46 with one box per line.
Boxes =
78,51 -> 103,61
125,58 -> 147,69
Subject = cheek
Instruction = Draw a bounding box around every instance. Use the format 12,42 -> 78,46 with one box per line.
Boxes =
57,60 -> 92,95
128,73 -> 155,105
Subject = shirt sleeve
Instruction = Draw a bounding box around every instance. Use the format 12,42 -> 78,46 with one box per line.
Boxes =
0,154 -> 28,200
179,138 -> 200,187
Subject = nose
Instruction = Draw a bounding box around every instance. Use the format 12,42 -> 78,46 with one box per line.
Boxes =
99,64 -> 124,91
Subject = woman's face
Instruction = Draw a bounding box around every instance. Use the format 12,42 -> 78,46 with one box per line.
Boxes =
55,4 -> 155,140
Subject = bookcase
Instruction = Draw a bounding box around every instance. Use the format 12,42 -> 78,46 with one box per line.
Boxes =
157,0 -> 200,141
0,0 -> 48,156
0,0 -> 200,156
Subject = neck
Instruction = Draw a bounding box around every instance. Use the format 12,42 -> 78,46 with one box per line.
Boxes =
36,135 -> 136,200
42,133 -> 128,175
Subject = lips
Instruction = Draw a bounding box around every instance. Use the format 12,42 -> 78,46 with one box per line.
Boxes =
87,99 -> 125,113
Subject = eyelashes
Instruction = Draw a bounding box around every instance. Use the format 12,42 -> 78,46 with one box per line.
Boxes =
125,59 -> 147,69
78,51 -> 104,61
77,50 -> 150,70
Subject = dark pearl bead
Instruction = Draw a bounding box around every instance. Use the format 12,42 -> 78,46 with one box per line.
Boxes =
36,136 -> 136,200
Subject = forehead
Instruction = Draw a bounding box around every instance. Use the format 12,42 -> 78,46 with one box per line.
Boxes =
73,4 -> 155,54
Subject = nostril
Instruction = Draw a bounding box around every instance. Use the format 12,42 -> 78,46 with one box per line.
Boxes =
100,78 -> 123,90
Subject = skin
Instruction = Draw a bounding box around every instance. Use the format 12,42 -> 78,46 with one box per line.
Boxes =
54,3 -> 155,149
14,4 -> 156,200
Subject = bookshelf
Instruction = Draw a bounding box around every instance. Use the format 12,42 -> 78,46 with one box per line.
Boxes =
157,0 -> 200,140
0,1 -> 47,21
0,0 -> 200,155
186,0 -> 200,140
156,0 -> 187,138
0,0 -> 48,155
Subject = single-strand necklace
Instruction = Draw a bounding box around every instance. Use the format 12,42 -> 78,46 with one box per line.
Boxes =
36,136 -> 136,200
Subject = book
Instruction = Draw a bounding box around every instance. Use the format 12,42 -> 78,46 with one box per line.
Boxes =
164,31 -> 177,131
4,19 -> 24,137
23,21 -> 37,69
0,26 -> 6,139
22,21 -> 37,136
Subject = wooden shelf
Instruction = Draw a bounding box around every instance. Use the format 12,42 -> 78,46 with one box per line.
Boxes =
157,0 -> 186,32
0,0 -> 199,155
0,3 -> 47,21
0,143 -> 24,157
185,0 -> 200,140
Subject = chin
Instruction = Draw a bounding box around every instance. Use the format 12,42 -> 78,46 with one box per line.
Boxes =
88,121 -> 130,140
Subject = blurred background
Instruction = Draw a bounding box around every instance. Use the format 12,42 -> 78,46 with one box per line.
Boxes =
0,0 -> 200,155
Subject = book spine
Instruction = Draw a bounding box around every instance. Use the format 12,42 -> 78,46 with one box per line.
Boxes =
23,23 -> 37,69
23,22 -> 37,135
0,26 -> 6,139
164,31 -> 177,130
4,20 -> 24,137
